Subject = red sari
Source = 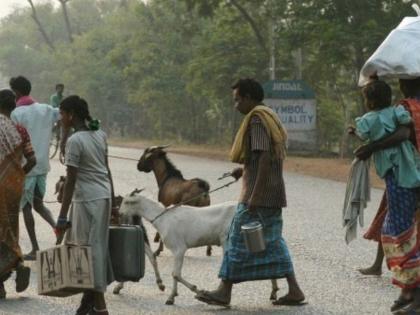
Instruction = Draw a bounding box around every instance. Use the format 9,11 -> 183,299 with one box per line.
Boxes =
0,115 -> 33,277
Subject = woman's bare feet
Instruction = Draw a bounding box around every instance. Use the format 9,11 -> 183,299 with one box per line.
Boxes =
358,266 -> 382,276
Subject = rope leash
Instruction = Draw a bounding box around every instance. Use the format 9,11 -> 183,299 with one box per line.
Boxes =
151,178 -> 238,224
37,154 -> 137,204
34,154 -> 235,206
107,154 -> 139,162
33,195 -> 60,204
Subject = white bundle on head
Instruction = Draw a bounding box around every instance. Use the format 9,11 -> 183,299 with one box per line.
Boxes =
358,5 -> 420,86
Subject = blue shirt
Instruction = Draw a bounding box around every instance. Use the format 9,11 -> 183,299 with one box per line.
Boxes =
356,105 -> 420,188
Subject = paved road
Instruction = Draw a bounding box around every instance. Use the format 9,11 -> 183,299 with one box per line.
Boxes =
0,146 -> 396,315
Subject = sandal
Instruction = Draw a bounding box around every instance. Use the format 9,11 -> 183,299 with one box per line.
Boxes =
76,292 -> 94,315
391,297 -> 414,312
272,295 -> 307,306
195,291 -> 230,307
15,264 -> 30,293
89,308 -> 109,315
393,302 -> 420,315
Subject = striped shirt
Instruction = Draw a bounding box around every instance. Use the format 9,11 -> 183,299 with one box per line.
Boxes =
239,116 -> 287,209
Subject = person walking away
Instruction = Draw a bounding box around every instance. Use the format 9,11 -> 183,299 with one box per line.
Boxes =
195,78 -> 305,307
0,89 -> 36,298
55,95 -> 117,315
10,76 -> 58,260
50,83 -> 67,162
50,83 -> 64,108
350,79 -> 420,314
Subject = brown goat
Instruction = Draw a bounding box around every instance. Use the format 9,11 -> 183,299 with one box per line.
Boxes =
137,145 -> 211,256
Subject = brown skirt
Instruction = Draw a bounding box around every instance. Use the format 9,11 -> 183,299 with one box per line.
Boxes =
0,153 -> 25,276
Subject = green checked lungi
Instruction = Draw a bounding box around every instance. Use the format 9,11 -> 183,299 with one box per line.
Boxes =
219,203 -> 294,283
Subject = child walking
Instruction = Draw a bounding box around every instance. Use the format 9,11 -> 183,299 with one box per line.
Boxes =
55,95 -> 116,315
350,79 -> 420,313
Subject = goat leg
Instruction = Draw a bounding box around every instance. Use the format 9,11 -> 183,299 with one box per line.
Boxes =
154,240 -> 164,257
144,243 -> 165,291
206,245 -> 212,256
166,251 -> 187,305
154,232 -> 160,243
173,275 -> 198,293
171,252 -> 198,293
165,276 -> 178,305
113,282 -> 124,295
270,279 -> 279,300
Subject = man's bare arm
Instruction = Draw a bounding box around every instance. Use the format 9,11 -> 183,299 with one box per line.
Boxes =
354,125 -> 411,160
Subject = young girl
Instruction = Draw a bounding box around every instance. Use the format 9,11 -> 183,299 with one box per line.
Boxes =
55,95 -> 116,315
351,79 -> 420,313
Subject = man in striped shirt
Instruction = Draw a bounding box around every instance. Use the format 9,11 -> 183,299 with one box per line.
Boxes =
196,78 -> 305,307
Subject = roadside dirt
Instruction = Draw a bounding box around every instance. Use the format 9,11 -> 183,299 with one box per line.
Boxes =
109,139 -> 384,189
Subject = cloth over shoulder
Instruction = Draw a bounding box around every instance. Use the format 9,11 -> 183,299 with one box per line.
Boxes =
343,158 -> 371,244
230,105 -> 287,163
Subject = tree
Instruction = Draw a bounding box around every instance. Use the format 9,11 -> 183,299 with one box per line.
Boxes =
58,0 -> 73,42
27,0 -> 55,51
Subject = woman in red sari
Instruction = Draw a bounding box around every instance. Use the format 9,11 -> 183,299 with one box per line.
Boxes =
356,78 -> 420,314
0,89 -> 36,298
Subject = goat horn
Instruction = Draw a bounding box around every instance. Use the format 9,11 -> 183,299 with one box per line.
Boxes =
129,188 -> 145,196
157,144 -> 170,150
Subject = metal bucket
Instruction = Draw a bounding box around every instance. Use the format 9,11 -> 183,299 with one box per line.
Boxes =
241,221 -> 266,253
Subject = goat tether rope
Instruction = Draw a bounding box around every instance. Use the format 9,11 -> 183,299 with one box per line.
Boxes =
150,178 -> 238,224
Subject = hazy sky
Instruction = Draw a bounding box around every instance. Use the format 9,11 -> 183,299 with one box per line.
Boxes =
0,0 -> 53,19
0,0 -> 24,18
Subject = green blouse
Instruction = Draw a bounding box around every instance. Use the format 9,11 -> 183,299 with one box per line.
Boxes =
356,105 -> 420,188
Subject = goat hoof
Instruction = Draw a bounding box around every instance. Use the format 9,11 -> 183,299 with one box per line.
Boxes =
269,292 -> 277,301
191,285 -> 198,292
157,282 -> 165,291
165,299 -> 174,305
113,287 -> 121,295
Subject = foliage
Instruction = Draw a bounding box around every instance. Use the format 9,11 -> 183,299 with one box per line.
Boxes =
0,0 -> 415,152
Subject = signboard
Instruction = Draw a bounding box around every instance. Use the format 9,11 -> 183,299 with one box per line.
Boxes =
265,99 -> 316,131
263,80 -> 317,150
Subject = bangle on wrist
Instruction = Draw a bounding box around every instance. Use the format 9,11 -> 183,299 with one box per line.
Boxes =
57,217 -> 67,223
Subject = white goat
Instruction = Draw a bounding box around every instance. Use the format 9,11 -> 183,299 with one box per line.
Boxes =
118,193 -> 279,305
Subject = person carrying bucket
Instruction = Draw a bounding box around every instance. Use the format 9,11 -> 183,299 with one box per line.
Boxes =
195,78 -> 305,307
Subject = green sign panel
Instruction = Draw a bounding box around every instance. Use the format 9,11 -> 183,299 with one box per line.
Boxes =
263,80 -> 315,99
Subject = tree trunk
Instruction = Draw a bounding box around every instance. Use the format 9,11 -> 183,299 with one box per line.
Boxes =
339,102 -> 351,158
354,44 -> 366,115
27,0 -> 55,51
228,0 -> 268,56
58,0 -> 73,43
